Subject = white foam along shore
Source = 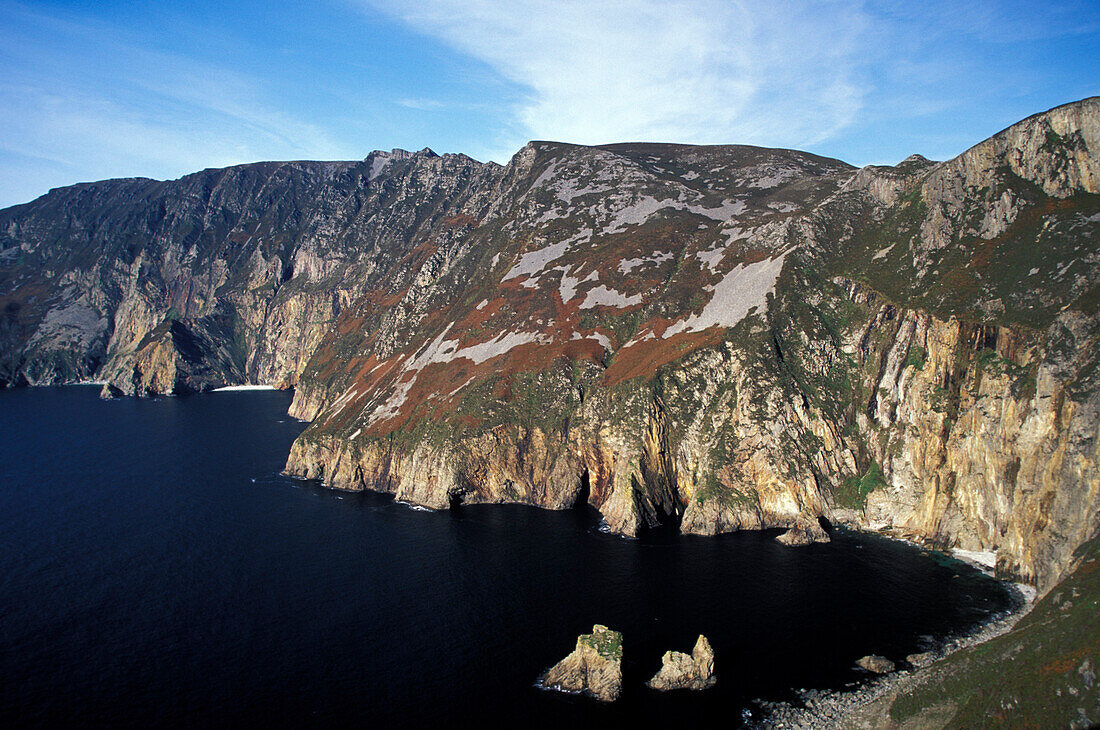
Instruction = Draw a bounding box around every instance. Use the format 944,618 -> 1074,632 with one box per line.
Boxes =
212,384 -> 278,392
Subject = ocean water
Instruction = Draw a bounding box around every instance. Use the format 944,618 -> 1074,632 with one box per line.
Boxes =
0,386 -> 1012,728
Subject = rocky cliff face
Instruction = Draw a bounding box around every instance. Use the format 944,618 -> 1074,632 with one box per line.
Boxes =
2,99 -> 1098,593
0,150 -> 502,396
542,624 -> 624,702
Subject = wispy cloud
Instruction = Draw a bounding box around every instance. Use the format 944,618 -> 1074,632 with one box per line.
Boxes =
397,97 -> 447,111
359,0 -> 1100,166
0,2 -> 354,206
364,0 -> 870,156
1,0 -> 1095,207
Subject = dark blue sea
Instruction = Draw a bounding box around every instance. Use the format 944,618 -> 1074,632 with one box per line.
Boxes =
0,386 -> 1012,728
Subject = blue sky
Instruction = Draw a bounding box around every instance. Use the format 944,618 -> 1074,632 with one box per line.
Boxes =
0,0 -> 1097,208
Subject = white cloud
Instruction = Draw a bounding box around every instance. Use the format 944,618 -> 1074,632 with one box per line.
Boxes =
364,0 -> 869,153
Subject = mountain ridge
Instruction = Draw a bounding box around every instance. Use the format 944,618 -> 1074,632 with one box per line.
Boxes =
1,99 -> 1097,598
4,97 -> 1099,725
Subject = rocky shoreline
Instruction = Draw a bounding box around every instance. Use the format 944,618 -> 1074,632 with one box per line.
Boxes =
757,579 -> 1036,729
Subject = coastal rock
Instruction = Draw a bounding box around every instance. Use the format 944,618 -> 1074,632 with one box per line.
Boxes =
906,651 -> 935,668
647,634 -> 717,691
1,99 -> 1098,595
542,625 -> 623,702
776,515 -> 831,546
857,655 -> 896,674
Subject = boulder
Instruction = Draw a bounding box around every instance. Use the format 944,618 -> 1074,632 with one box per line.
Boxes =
647,634 -> 717,691
542,625 -> 623,702
776,515 -> 831,546
857,655 -> 896,673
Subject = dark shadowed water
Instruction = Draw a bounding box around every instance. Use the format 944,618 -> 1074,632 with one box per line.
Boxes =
0,386 -> 1012,728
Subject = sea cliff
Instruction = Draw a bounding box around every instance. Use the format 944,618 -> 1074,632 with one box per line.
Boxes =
1,99 -> 1098,597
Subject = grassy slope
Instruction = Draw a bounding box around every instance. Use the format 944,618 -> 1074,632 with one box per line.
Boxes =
886,534 -> 1100,728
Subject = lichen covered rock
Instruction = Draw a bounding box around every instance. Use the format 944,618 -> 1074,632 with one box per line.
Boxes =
906,651 -> 935,668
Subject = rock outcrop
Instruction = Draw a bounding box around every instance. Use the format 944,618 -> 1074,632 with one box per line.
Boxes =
906,651 -> 935,668
1,99 -> 1098,597
776,516 -> 831,546
541,625 -> 623,702
0,151 -> 501,396
857,655 -> 896,674
646,634 -> 716,691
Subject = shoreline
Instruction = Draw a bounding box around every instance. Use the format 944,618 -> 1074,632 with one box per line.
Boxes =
756,577 -> 1037,729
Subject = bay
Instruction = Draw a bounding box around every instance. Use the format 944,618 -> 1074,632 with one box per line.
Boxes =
0,386 -> 1011,727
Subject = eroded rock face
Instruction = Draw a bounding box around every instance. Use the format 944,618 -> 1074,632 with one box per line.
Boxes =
647,635 -> 716,691
542,625 -> 623,702
0,151 -> 502,396
2,99 -> 1099,595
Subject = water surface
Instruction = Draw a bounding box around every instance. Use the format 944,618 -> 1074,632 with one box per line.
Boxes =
0,386 -> 1011,727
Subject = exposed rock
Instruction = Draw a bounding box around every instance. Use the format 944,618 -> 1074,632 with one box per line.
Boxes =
776,515 -> 831,546
906,651 -> 935,668
101,315 -> 244,396
647,634 -> 716,691
3,96 -> 1099,730
541,625 -> 623,702
1,98 -> 1098,597
857,655 -> 896,674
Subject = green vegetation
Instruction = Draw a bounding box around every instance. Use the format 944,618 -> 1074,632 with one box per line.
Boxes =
579,627 -> 623,661
694,477 -> 755,508
834,461 -> 887,510
905,345 -> 927,371
578,307 -> 642,345
969,347 -> 1038,400
508,369 -> 573,435
829,157 -> 1100,331
888,534 -> 1100,728
386,410 -> 452,451
1068,337 -> 1100,403
929,384 -> 954,414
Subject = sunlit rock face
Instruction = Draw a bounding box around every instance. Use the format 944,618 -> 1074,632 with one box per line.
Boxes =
3,99 -> 1099,592
647,635 -> 717,691
541,624 -> 624,702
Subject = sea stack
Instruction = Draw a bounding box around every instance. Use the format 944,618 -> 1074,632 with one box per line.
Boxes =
647,634 -> 717,691
776,515 -> 831,546
542,625 -> 624,702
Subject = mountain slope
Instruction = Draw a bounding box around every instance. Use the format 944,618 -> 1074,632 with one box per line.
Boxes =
0,150 -> 503,394
284,99 -> 1100,592
1,99 -> 1098,596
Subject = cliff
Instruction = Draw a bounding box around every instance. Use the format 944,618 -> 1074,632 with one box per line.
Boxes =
2,99 -> 1098,596
0,150 -> 501,396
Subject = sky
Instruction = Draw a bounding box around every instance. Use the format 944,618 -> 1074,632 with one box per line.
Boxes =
0,0 -> 1097,209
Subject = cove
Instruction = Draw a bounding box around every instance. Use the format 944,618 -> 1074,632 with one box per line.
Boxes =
0,386 -> 1013,728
